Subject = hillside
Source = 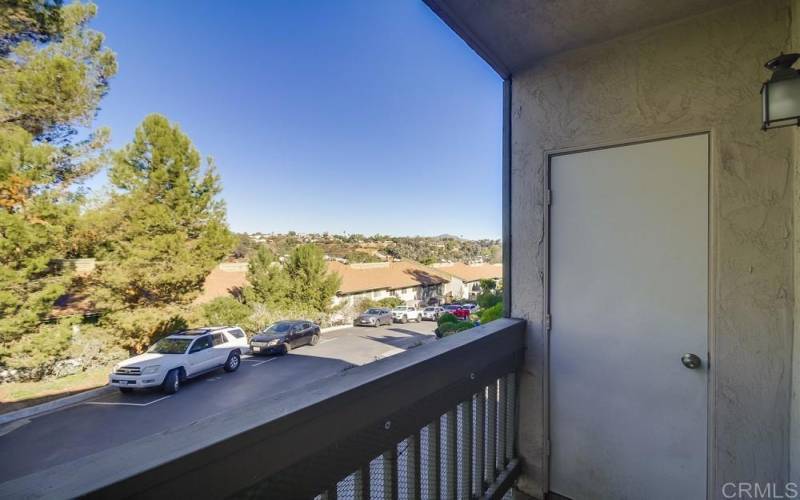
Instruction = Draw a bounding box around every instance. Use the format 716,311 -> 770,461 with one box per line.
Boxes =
233,232 -> 502,265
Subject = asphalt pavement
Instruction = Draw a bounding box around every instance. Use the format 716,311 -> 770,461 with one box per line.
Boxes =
0,321 -> 436,484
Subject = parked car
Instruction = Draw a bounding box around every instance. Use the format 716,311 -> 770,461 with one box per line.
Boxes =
250,320 -> 321,355
109,326 -> 247,394
453,306 -> 472,320
392,306 -> 421,323
354,308 -> 392,327
421,306 -> 444,321
442,304 -> 462,316
463,303 -> 480,313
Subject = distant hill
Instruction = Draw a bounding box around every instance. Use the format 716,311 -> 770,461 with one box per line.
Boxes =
233,232 -> 501,265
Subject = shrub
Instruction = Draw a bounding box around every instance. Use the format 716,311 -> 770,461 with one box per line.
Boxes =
101,306 -> 192,354
202,296 -> 251,328
0,322 -> 73,370
438,321 -> 476,337
437,312 -> 458,326
377,297 -> 403,308
478,303 -> 503,324
245,303 -> 333,332
477,292 -> 502,310
355,298 -> 379,312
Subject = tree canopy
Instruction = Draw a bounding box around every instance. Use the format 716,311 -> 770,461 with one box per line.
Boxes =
90,114 -> 235,307
0,1 -> 116,343
246,244 -> 341,313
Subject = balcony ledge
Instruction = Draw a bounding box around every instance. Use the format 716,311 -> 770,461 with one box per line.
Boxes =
0,318 -> 525,499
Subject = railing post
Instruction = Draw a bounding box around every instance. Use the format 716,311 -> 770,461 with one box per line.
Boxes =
382,448 -> 398,500
459,400 -> 473,500
505,372 -> 516,463
354,464 -> 370,500
321,486 -> 337,500
497,375 -> 508,470
426,419 -> 441,500
486,380 -> 498,484
474,390 -> 485,494
445,410 -> 457,499
407,433 -> 422,500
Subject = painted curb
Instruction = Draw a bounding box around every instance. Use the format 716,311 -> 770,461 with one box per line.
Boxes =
0,384 -> 113,426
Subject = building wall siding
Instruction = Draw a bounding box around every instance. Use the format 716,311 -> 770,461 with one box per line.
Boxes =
510,1 -> 794,496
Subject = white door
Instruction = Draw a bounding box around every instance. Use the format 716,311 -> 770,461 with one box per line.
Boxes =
549,134 -> 709,500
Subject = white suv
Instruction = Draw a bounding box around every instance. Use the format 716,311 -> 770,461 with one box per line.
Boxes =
392,306 -> 421,323
109,326 -> 248,394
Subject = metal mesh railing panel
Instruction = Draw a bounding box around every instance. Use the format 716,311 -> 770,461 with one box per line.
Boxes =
309,373 -> 517,500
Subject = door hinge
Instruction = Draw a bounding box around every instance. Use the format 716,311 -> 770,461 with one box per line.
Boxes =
545,313 -> 552,332
545,189 -> 552,206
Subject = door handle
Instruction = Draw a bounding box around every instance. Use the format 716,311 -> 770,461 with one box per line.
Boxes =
681,353 -> 702,369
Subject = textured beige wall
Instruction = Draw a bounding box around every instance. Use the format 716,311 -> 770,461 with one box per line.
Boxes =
510,1 -> 794,497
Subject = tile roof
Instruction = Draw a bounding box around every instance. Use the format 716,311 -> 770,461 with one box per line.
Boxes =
196,260 -> 453,302
194,266 -> 248,304
430,262 -> 503,282
327,261 -> 450,295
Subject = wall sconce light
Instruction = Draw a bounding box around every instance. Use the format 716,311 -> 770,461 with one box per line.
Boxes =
762,53 -> 800,130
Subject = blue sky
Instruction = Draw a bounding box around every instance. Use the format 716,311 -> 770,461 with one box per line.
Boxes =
88,1 -> 503,239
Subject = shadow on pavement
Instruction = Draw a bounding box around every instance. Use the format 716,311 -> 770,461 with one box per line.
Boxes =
365,327 -> 435,349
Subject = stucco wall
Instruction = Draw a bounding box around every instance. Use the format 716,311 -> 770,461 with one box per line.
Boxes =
791,0 -> 800,486
510,1 -> 794,497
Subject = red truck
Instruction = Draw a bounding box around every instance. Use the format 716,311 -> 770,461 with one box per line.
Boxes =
443,304 -> 472,321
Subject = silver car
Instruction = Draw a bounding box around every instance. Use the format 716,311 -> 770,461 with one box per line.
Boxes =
354,308 -> 392,327
421,306 -> 444,321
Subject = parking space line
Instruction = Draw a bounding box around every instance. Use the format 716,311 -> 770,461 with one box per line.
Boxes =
252,358 -> 277,367
84,395 -> 171,407
319,338 -> 339,344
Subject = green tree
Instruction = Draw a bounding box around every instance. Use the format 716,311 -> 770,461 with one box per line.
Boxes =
244,244 -> 341,313
479,278 -> 497,293
0,2 -> 116,140
0,1 -> 116,344
285,244 -> 341,312
202,296 -> 251,329
345,250 -> 380,263
0,1 -> 63,57
232,233 -> 258,259
92,114 -> 235,307
377,297 -> 403,308
477,291 -> 502,310
355,298 -> 378,312
244,246 -> 291,309
478,302 -> 503,324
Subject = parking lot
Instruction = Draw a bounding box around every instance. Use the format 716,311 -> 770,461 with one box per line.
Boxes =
0,321 -> 436,484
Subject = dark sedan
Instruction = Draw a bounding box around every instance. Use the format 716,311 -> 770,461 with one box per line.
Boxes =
249,320 -> 320,355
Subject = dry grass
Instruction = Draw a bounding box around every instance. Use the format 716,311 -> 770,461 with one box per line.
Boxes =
0,366 -> 111,413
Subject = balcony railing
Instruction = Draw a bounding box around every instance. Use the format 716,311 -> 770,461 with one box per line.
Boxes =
0,318 -> 525,499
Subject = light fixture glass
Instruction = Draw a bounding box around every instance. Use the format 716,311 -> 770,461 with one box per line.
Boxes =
762,53 -> 800,130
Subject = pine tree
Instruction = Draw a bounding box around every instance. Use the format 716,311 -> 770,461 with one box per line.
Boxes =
245,246 -> 292,309
0,1 -> 116,342
285,244 -> 340,313
93,114 -> 235,307
244,244 -> 341,313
